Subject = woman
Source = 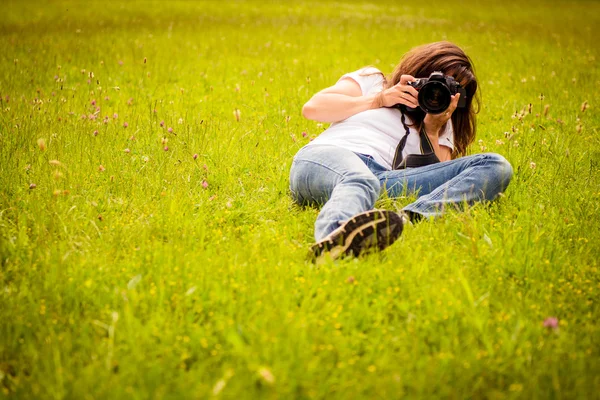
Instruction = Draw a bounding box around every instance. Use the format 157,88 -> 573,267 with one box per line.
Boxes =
290,41 -> 513,259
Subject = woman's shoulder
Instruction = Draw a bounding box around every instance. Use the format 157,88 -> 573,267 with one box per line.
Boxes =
340,67 -> 385,95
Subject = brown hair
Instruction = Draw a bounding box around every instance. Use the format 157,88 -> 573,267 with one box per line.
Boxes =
385,41 -> 479,158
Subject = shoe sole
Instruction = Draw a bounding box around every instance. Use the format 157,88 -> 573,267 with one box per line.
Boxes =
311,210 -> 403,260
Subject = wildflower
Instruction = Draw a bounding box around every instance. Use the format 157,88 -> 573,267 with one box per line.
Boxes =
161,137 -> 168,145
91,99 -> 96,106
29,183 -> 36,189
226,201 -> 232,208
347,276 -> 355,284
203,164 -> 208,170
257,367 -> 275,385
233,109 -> 241,122
167,127 -> 173,133
118,60 -> 124,66
202,180 -> 208,189
495,139 -> 504,146
539,93 -> 545,101
124,148 -> 130,153
513,140 -> 519,148
302,131 -> 308,138
142,156 -> 149,163
178,118 -> 183,124
193,154 -> 198,160
113,113 -> 118,119
37,138 -> 47,151
543,317 -> 558,330
99,165 -> 105,172
127,98 -> 133,105
530,162 -> 536,169
123,122 -> 128,128
160,120 -> 165,127
163,146 -> 169,151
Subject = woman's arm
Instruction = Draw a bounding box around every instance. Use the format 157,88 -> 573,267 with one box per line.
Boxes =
302,74 -> 420,123
301,78 -> 376,123
427,135 -> 452,162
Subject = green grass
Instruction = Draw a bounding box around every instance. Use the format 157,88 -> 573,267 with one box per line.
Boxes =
1,0 -> 599,398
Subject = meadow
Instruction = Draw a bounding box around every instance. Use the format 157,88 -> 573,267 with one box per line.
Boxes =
1,0 -> 599,398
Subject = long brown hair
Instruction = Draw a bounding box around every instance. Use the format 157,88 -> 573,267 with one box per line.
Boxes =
386,41 -> 479,158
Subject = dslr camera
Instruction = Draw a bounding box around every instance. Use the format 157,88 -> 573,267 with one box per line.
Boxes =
406,71 -> 467,114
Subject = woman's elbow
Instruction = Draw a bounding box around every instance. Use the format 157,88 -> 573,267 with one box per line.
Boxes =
301,102 -> 316,120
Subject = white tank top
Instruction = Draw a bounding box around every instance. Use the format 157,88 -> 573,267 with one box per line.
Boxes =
306,67 -> 454,170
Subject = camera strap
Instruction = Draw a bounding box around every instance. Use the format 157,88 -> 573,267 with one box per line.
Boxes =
392,125 -> 440,170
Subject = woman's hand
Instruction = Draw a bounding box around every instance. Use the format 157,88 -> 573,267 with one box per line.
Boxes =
423,93 -> 461,137
375,75 -> 419,108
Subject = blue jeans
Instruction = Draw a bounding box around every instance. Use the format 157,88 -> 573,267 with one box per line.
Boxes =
289,145 -> 513,241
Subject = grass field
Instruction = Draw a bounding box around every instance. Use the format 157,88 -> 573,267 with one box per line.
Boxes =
1,0 -> 599,398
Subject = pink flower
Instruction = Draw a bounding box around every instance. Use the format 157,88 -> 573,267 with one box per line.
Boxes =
93,130 -> 98,136
193,154 -> 198,160
302,131 -> 307,138
29,183 -> 37,189
164,146 -> 169,151
91,99 -> 96,106
113,113 -> 118,119
167,127 -> 173,133
543,317 -> 559,329
124,148 -> 130,153
160,120 -> 165,127
202,180 -> 208,189
118,60 -> 124,66
98,165 -> 105,172
123,122 -> 128,128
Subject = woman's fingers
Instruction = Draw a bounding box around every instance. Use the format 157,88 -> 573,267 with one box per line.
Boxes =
399,74 -> 415,85
400,92 -> 418,108
446,93 -> 460,115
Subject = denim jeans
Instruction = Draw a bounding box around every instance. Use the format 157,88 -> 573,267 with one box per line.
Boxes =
289,144 -> 513,241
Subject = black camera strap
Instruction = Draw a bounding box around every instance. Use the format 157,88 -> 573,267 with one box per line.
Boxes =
392,125 -> 440,170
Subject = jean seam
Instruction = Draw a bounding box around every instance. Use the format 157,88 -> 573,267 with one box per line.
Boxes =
291,159 -> 345,179
410,155 -> 490,212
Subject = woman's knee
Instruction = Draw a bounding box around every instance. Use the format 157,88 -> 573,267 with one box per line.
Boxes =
474,153 -> 513,194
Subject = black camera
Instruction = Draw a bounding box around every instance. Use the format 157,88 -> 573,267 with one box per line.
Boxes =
407,71 -> 467,114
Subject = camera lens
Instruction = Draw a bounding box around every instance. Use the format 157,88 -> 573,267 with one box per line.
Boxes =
418,81 -> 451,114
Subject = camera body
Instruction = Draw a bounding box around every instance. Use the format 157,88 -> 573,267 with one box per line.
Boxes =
407,71 -> 467,114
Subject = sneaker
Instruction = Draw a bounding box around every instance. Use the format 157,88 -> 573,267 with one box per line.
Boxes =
310,209 -> 404,260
